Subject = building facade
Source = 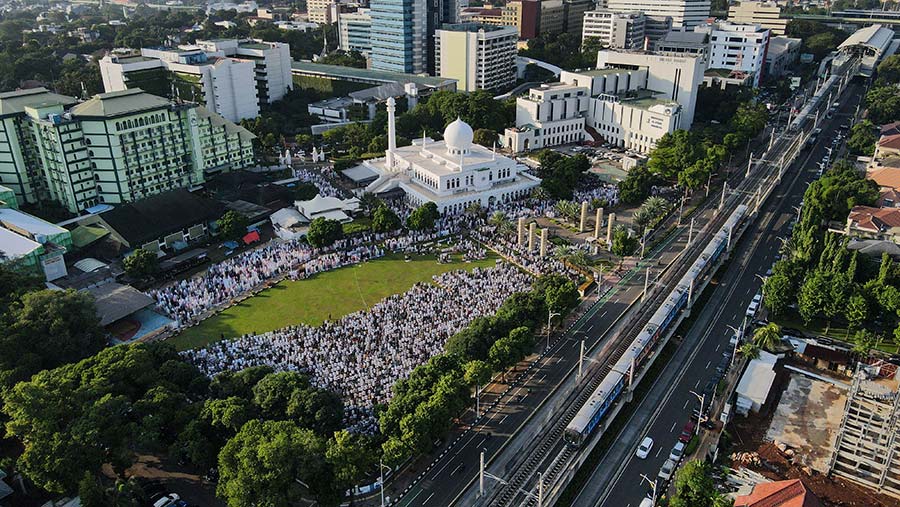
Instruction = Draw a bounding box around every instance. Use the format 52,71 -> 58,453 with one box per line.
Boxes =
338,8 -> 373,55
370,0 -> 430,73
307,0 -> 338,24
364,98 -> 541,213
727,1 -> 787,36
195,39 -> 294,105
435,24 -> 518,92
504,49 -> 703,154
582,10 -> 646,49
765,36 -> 801,77
600,0 -> 710,30
0,88 -> 254,214
696,21 -> 771,86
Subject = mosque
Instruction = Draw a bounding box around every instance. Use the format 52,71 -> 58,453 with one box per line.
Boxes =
360,97 -> 541,214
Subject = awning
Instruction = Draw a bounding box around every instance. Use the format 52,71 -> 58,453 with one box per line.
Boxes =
243,230 -> 260,245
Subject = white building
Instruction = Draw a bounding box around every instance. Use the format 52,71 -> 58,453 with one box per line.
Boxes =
434,24 -> 518,92
364,98 -> 541,214
765,35 -> 801,77
582,10 -> 646,49
100,47 -> 260,123
727,0 -> 787,36
207,1 -> 258,15
338,9 -> 373,55
696,21 -> 770,87
504,49 -> 703,155
600,0 -> 709,31
100,39 -> 293,119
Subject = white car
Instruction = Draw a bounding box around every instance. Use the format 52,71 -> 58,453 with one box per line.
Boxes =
669,441 -> 686,462
153,494 -> 181,507
746,293 -> 762,318
658,458 -> 677,482
636,436 -> 654,459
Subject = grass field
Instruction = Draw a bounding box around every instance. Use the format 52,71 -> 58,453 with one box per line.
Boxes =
168,253 -> 498,351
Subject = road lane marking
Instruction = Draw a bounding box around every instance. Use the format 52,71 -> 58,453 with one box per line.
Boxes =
422,492 -> 435,504
655,447 -> 663,458
695,379 -> 701,389
715,343 -> 720,352
600,310 -> 608,319
670,421 -> 677,433
705,360 -> 711,369
500,414 -> 508,424
683,399 -> 689,409
587,324 -> 595,332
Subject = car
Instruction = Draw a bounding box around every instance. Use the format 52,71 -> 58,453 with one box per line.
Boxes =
669,441 -> 686,462
640,498 -> 655,507
636,436 -> 654,459
679,422 -> 695,443
152,493 -> 181,507
658,458 -> 677,482
729,333 -> 740,347
746,293 -> 762,317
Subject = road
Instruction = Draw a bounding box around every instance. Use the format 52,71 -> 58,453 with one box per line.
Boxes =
574,80 -> 865,507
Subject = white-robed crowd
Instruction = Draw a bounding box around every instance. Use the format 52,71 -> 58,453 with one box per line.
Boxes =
182,261 -> 532,432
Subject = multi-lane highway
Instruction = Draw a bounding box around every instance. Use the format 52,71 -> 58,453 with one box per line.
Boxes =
572,81 -> 865,507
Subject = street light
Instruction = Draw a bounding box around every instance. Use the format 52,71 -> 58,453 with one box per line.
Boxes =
546,309 -> 561,350
379,460 -> 392,507
726,316 -> 747,366
688,390 -> 706,434
639,473 -> 657,505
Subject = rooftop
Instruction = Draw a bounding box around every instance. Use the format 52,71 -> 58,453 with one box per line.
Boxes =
85,282 -> 155,327
0,87 -> 77,116
734,479 -> 824,507
0,227 -> 42,258
239,42 -> 273,50
98,189 -> 225,246
869,166 -> 900,189
848,205 -> 900,232
838,24 -> 895,54
71,88 -> 173,117
439,22 -> 517,33
0,208 -> 69,239
292,61 -> 457,89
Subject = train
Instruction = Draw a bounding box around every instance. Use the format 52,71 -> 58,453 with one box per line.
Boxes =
563,205 -> 749,447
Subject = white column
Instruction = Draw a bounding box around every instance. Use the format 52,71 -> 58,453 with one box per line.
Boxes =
594,207 -> 603,240
528,222 -> 536,252
386,97 -> 397,168
606,212 -> 616,246
517,217 -> 525,246
579,201 -> 588,232
540,228 -> 548,257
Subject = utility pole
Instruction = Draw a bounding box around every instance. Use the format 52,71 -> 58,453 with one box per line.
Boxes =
720,181 -> 727,210
643,267 -> 650,302
746,153 -> 753,178
578,338 -> 585,380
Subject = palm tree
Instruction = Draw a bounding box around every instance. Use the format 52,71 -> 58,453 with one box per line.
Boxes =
739,342 -> 760,360
552,245 -> 575,261
489,210 -> 508,227
753,322 -> 782,351
555,200 -> 579,223
532,187 -> 549,201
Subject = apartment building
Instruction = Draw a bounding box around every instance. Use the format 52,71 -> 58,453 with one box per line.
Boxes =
727,1 -> 787,36
600,0 -> 710,30
195,39 -> 294,105
307,0 -> 339,24
765,36 -> 801,77
582,10 -> 646,49
654,28 -> 709,64
435,24 -> 518,92
0,88 -> 254,214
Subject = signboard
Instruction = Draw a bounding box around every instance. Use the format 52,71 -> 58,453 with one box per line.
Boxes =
790,77 -> 802,90
800,53 -> 814,64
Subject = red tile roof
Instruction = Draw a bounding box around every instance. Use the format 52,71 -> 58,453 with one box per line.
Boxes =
734,479 -> 824,507
882,121 -> 900,135
878,133 -> 900,151
880,187 -> 900,208
849,205 -> 900,232
870,167 -> 900,191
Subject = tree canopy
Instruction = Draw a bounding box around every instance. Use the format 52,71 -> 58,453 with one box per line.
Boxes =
307,217 -> 345,248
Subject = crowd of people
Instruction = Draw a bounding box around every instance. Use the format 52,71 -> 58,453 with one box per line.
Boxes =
293,166 -> 345,198
182,262 -> 533,432
574,182 -> 619,208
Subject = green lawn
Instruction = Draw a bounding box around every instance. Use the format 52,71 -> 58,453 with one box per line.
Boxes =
167,253 -> 498,351
773,311 -> 899,354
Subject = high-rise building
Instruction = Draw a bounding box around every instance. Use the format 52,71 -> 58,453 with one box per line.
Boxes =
538,0 -> 566,35
435,24 -> 518,92
0,88 -> 255,213
600,0 -> 710,30
307,0 -> 339,24
727,1 -> 787,36
563,0 -> 595,36
100,38 -> 293,119
582,10 -> 646,49
370,0 -> 430,74
696,21 -> 770,86
654,28 -> 709,63
338,8 -> 373,55
504,49 -> 704,154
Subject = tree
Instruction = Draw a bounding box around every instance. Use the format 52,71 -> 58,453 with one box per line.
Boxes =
670,460 -> 734,507
740,342 -> 761,360
866,85 -> 900,124
371,205 -> 401,233
0,289 -> 106,390
217,210 -> 249,241
847,120 -> 877,156
217,420 -> 337,507
753,323 -> 782,351
878,54 -> 900,83
293,182 -> 319,201
463,360 -> 493,387
473,128 -> 499,148
762,272 -> 793,317
647,130 -> 705,181
326,430 -> 375,491
610,226 -> 638,257
123,248 -> 159,279
407,202 -> 440,230
307,217 -> 344,248
545,278 -> 580,316
618,166 -> 656,204
798,270 -> 830,324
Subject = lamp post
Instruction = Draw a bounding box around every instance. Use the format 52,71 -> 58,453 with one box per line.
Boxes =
726,316 -> 747,366
689,390 -> 705,433
639,473 -> 657,505
379,460 -> 391,507
546,309 -> 561,351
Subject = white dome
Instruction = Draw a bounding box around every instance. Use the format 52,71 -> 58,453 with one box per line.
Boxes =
444,117 -> 474,154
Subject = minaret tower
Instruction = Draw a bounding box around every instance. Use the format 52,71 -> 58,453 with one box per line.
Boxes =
386,97 -> 397,169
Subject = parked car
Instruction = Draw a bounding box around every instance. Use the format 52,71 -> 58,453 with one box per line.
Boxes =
636,436 -> 654,459
152,493 -> 181,507
669,441 -> 686,462
746,293 -> 762,318
679,422 -> 695,443
658,458 -> 677,482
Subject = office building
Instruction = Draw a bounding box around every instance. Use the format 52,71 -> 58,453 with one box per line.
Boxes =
307,0 -> 339,24
505,49 -> 703,154
696,21 -> 770,86
435,24 -> 517,92
363,99 -> 541,214
564,0 -> 596,36
765,36 -> 801,77
100,38 -> 293,119
338,8 -> 373,55
727,1 -> 787,36
600,0 -> 709,30
100,47 -> 259,123
370,0 -> 429,74
0,88 -> 255,214
582,10 -> 646,49
502,0 -> 540,39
